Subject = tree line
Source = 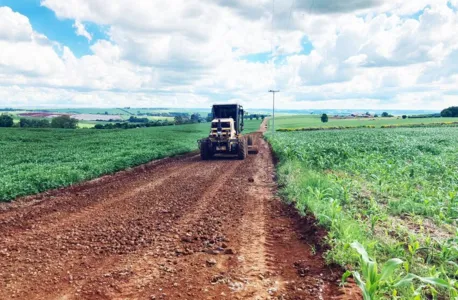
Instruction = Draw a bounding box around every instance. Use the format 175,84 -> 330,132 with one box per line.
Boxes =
0,115 -> 79,129
94,120 -> 174,129
441,106 -> 458,117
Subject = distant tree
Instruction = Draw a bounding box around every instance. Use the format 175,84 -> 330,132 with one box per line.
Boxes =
19,118 -> 28,128
261,115 -> 265,120
374,114 -> 379,118
255,115 -> 259,120
174,116 -> 184,125
441,106 -> 458,117
94,124 -> 104,129
206,113 -> 213,122
321,113 -> 329,123
190,113 -> 201,123
409,113 -> 441,118
128,116 -> 149,123
19,118 -> 50,128
249,115 -> 253,120
441,109 -> 452,117
37,119 -> 50,128
381,112 -> 390,117
104,111 -> 109,115
0,114 -> 14,127
51,115 -> 78,129
402,115 -> 407,119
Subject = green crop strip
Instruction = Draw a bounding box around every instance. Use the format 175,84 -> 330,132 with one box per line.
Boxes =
267,128 -> 458,299
0,119 -> 261,202
277,122 -> 458,132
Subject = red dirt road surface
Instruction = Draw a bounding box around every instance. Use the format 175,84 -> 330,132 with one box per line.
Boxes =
0,128 -> 360,299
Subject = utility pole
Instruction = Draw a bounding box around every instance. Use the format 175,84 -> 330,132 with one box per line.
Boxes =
268,90 -> 279,134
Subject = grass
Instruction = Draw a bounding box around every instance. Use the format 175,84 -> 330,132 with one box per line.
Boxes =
271,115 -> 458,130
0,119 -> 261,202
243,119 -> 263,133
267,128 -> 458,298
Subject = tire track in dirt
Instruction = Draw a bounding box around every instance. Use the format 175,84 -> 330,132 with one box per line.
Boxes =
0,154 -> 199,233
3,160 -> 200,238
88,160 -> 244,300
0,123 -> 360,300
0,157 -> 240,299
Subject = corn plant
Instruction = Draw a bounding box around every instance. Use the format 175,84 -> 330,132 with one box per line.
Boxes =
267,127 -> 458,298
350,241 -> 404,299
350,242 -> 452,299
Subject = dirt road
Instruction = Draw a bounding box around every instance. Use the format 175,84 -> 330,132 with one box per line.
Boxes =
0,127 -> 359,299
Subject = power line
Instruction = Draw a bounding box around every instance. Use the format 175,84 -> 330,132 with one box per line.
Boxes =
287,0 -> 296,33
269,0 -> 278,135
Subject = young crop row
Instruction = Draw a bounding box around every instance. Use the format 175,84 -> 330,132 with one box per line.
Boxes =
267,128 -> 458,299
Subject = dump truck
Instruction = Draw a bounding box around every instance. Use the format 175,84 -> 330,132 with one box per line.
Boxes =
199,104 -> 254,160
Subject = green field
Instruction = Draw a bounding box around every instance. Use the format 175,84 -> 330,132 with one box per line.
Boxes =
267,128 -> 458,298
146,116 -> 175,122
271,115 -> 458,130
0,119 -> 261,202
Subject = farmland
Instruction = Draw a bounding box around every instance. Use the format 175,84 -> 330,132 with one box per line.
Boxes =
267,127 -> 458,298
0,119 -> 261,202
3,108 -> 208,129
272,114 -> 458,130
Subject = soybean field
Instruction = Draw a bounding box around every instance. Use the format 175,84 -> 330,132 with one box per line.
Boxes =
0,119 -> 261,202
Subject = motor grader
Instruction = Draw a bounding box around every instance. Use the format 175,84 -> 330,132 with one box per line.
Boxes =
199,104 -> 256,160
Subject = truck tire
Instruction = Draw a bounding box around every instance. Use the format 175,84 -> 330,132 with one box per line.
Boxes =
238,138 -> 247,160
200,140 -> 210,160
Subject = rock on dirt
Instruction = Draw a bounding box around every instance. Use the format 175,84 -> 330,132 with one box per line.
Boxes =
206,259 -> 217,267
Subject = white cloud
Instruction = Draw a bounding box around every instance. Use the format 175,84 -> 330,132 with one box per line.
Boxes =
73,20 -> 92,41
0,1 -> 456,109
295,0 -> 383,14
0,7 -> 33,41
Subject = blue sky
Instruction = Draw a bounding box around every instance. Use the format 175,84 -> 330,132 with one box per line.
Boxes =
0,0 -> 457,109
242,37 -> 313,64
0,0 -> 106,57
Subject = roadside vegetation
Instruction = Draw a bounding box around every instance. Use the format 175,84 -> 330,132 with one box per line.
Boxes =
267,128 -> 458,299
0,119 -> 262,202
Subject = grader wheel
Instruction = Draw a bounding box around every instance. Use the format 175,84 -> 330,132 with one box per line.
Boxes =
238,138 -> 247,160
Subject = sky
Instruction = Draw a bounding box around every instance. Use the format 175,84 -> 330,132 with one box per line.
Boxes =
0,0 -> 457,110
